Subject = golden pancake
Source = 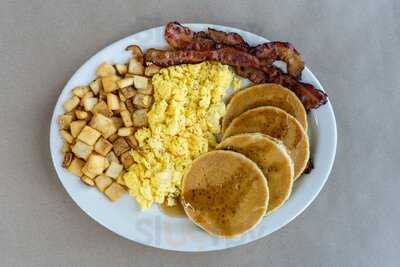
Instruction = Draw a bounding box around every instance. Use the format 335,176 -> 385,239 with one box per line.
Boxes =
222,83 -> 307,133
181,150 -> 269,238
217,133 -> 294,213
223,106 -> 309,179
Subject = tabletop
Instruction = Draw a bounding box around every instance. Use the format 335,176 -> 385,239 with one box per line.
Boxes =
1,0 -> 399,266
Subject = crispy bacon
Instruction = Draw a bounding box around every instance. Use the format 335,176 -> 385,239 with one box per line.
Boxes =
252,42 -> 304,78
207,28 -> 250,51
235,66 -> 267,84
165,21 -> 215,51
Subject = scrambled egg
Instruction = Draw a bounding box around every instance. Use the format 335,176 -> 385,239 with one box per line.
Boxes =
124,62 -> 237,209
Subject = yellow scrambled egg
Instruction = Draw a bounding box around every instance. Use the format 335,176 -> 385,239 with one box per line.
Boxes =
124,61 -> 237,209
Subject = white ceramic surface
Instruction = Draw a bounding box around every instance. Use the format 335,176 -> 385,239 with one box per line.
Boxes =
49,24 -> 337,252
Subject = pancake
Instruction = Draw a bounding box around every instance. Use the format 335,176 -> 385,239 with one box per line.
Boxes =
222,83 -> 308,133
181,150 -> 269,238
217,133 -> 294,214
223,106 -> 309,179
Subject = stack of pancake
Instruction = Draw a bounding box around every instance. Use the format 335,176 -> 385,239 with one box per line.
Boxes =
181,84 -> 310,238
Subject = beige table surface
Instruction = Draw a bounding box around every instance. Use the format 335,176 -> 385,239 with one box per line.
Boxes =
1,0 -> 399,266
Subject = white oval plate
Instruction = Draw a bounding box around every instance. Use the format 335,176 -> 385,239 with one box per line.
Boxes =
50,24 -> 337,252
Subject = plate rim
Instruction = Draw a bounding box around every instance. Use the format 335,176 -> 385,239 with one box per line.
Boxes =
49,23 -> 337,252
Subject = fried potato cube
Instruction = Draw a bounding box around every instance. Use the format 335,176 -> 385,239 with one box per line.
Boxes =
113,137 -> 130,156
137,81 -> 153,95
89,113 -> 117,138
125,73 -> 134,78
61,142 -> 71,153
60,130 -> 74,144
117,127 -> 134,137
105,161 -> 123,179
120,110 -> 133,127
67,158 -> 85,177
120,86 -> 136,99
108,133 -> 119,142
72,86 -> 90,98
125,135 -> 138,148
119,101 -> 127,112
64,96 -> 80,112
89,79 -> 102,95
98,89 -> 107,100
92,101 -> 113,117
116,78 -> 134,89
106,151 -> 120,164
118,91 -> 126,102
115,64 -> 128,76
125,99 -> 135,112
111,117 -> 123,129
86,154 -> 107,175
58,114 -> 73,129
126,45 -> 144,63
128,59 -> 144,75
104,182 -> 125,201
81,176 -> 95,186
144,64 -> 161,76
81,164 -> 97,178
133,94 -> 152,108
116,172 -> 126,185
102,75 -> 119,93
62,152 -> 73,168
72,141 -> 93,160
83,97 -> 98,112
77,126 -> 101,145
94,175 -> 113,192
107,93 -> 120,110
96,62 -> 116,78
70,120 -> 87,138
104,157 -> 110,169
132,109 -> 148,127
133,75 -> 148,90
75,110 -> 88,120
94,137 -> 113,156
64,111 -> 76,120
120,151 -> 135,169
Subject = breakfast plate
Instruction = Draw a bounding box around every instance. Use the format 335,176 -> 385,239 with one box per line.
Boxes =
49,23 -> 337,251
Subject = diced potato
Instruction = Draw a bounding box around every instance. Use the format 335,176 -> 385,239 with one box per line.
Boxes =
120,151 -> 135,169
81,164 -> 97,179
133,94 -> 152,108
89,79 -> 102,95
118,127 -> 134,137
75,110 -> 88,120
59,114 -> 73,129
104,157 -> 110,169
105,161 -> 123,179
128,59 -> 144,75
118,90 -> 126,102
98,89 -> 107,100
133,75 -> 148,90
125,73 -> 134,78
64,96 -> 80,112
62,152 -> 73,168
96,62 -> 116,77
120,86 -> 136,99
111,117 -> 124,129
64,111 -> 76,120
126,45 -> 144,63
108,133 -> 119,142
116,78 -> 134,89
120,110 -> 133,127
94,137 -> 113,156
137,81 -> 153,95
113,137 -> 130,156
81,176 -> 95,186
67,158 -> 85,177
83,97 -> 98,111
106,151 -> 120,164
72,86 -> 90,98
104,182 -> 125,201
132,109 -> 148,127
116,172 -> 126,185
125,99 -> 135,112
125,135 -> 138,148
115,64 -> 128,76
119,101 -> 127,111
70,120 -> 87,138
107,93 -> 120,110
102,75 -> 119,93
89,113 -> 117,138
94,175 -> 113,192
61,142 -> 71,153
71,141 -> 93,160
86,154 -> 107,175
77,126 -> 101,145
92,101 -> 113,117
60,130 -> 74,144
144,64 -> 161,77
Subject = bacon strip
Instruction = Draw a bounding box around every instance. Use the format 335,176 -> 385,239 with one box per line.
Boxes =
207,28 -> 250,51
